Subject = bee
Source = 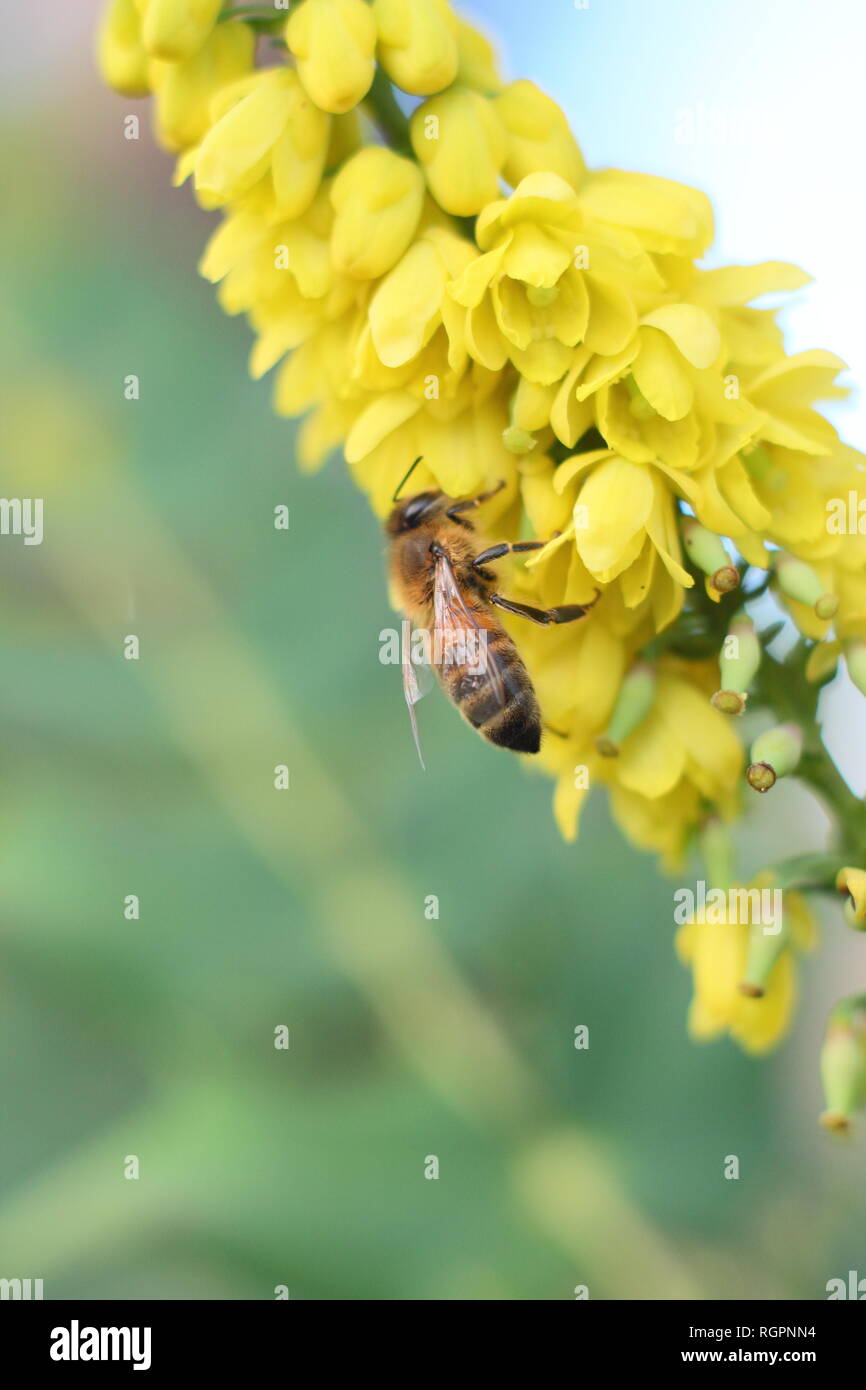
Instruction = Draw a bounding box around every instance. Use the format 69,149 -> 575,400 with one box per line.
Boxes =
386,458 -> 599,765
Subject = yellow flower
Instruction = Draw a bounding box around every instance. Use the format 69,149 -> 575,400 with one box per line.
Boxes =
344,388 -> 517,515
98,0 -> 866,1082
201,182 -> 359,379
194,68 -> 330,217
150,20 -> 255,152
449,173 -> 659,386
97,0 -> 151,96
137,0 -> 221,61
837,867 -> 866,928
522,448 -> 699,634
373,0 -> 459,96
676,887 -> 815,1053
453,16 -> 502,94
358,225 -> 474,391
329,147 -> 426,280
410,88 -> 505,217
678,259 -> 812,366
577,169 -> 714,258
494,81 -> 586,190
287,0 -> 377,114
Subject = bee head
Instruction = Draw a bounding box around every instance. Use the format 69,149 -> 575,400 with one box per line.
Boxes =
386,491 -> 442,536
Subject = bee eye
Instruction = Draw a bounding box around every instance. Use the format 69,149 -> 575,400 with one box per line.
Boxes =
402,493 -> 435,528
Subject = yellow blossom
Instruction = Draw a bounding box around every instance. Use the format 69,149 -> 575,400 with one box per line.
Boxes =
449,173 -> 662,386
453,17 -> 502,94
98,0 -> 151,96
330,147 -> 425,279
373,0 -> 459,96
195,67 -> 330,217
494,81 -> 586,191
150,20 -> 255,152
676,888 -> 815,1053
410,88 -> 506,217
837,867 -> 866,927
287,0 -> 377,114
137,0 -> 221,61
98,0 -> 866,1079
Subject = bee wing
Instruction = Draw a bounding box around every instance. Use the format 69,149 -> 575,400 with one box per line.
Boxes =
401,620 -> 427,771
432,552 -> 506,709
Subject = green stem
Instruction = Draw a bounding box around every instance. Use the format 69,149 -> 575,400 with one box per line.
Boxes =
756,646 -> 866,866
771,851 -> 847,894
362,66 -> 413,156
218,5 -> 288,28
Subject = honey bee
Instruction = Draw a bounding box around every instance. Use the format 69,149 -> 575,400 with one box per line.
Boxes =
386,458 -> 599,765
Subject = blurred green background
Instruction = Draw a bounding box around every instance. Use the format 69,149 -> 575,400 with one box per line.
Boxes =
0,3 -> 864,1301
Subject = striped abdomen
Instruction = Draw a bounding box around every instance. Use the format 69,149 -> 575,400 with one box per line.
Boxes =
436,608 -> 542,754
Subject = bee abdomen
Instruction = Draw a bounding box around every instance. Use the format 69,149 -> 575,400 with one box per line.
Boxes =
442,629 -> 542,754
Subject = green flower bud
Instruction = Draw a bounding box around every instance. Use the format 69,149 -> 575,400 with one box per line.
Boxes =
820,996 -> 866,1132
681,517 -> 738,594
739,917 -> 787,998
845,641 -> 866,698
502,425 -> 537,455
775,553 -> 838,620
712,615 -> 761,715
747,722 -> 803,792
596,664 -> 655,757
699,817 -> 734,890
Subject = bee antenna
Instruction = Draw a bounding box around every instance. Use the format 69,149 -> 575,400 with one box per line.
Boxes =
392,456 -> 424,504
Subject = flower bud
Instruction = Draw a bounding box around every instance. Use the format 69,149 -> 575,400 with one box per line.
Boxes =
454,17 -> 502,94
330,147 -> 425,279
494,81 -> 586,190
820,995 -> 866,1132
681,517 -> 739,596
775,553 -> 838,621
699,817 -> 734,889
502,426 -> 537,455
595,664 -> 655,757
195,68 -> 300,205
139,0 -> 222,62
269,81 -> 332,219
410,88 -> 505,217
97,0 -> 150,96
836,867 -> 866,930
287,0 -> 377,113
373,0 -> 459,96
739,919 -> 787,998
711,615 -> 761,715
150,20 -> 255,152
747,722 -> 803,792
845,641 -> 866,698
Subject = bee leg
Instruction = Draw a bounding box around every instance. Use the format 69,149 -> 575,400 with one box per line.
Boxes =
445,479 -> 506,520
489,590 -> 601,625
472,540 -> 545,569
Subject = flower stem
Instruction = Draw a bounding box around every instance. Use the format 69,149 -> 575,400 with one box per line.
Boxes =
363,66 -> 413,156
218,5 -> 287,28
756,646 -> 866,866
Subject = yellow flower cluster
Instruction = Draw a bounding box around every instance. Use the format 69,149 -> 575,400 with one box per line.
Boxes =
98,0 -> 866,1066
676,879 -> 816,1054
